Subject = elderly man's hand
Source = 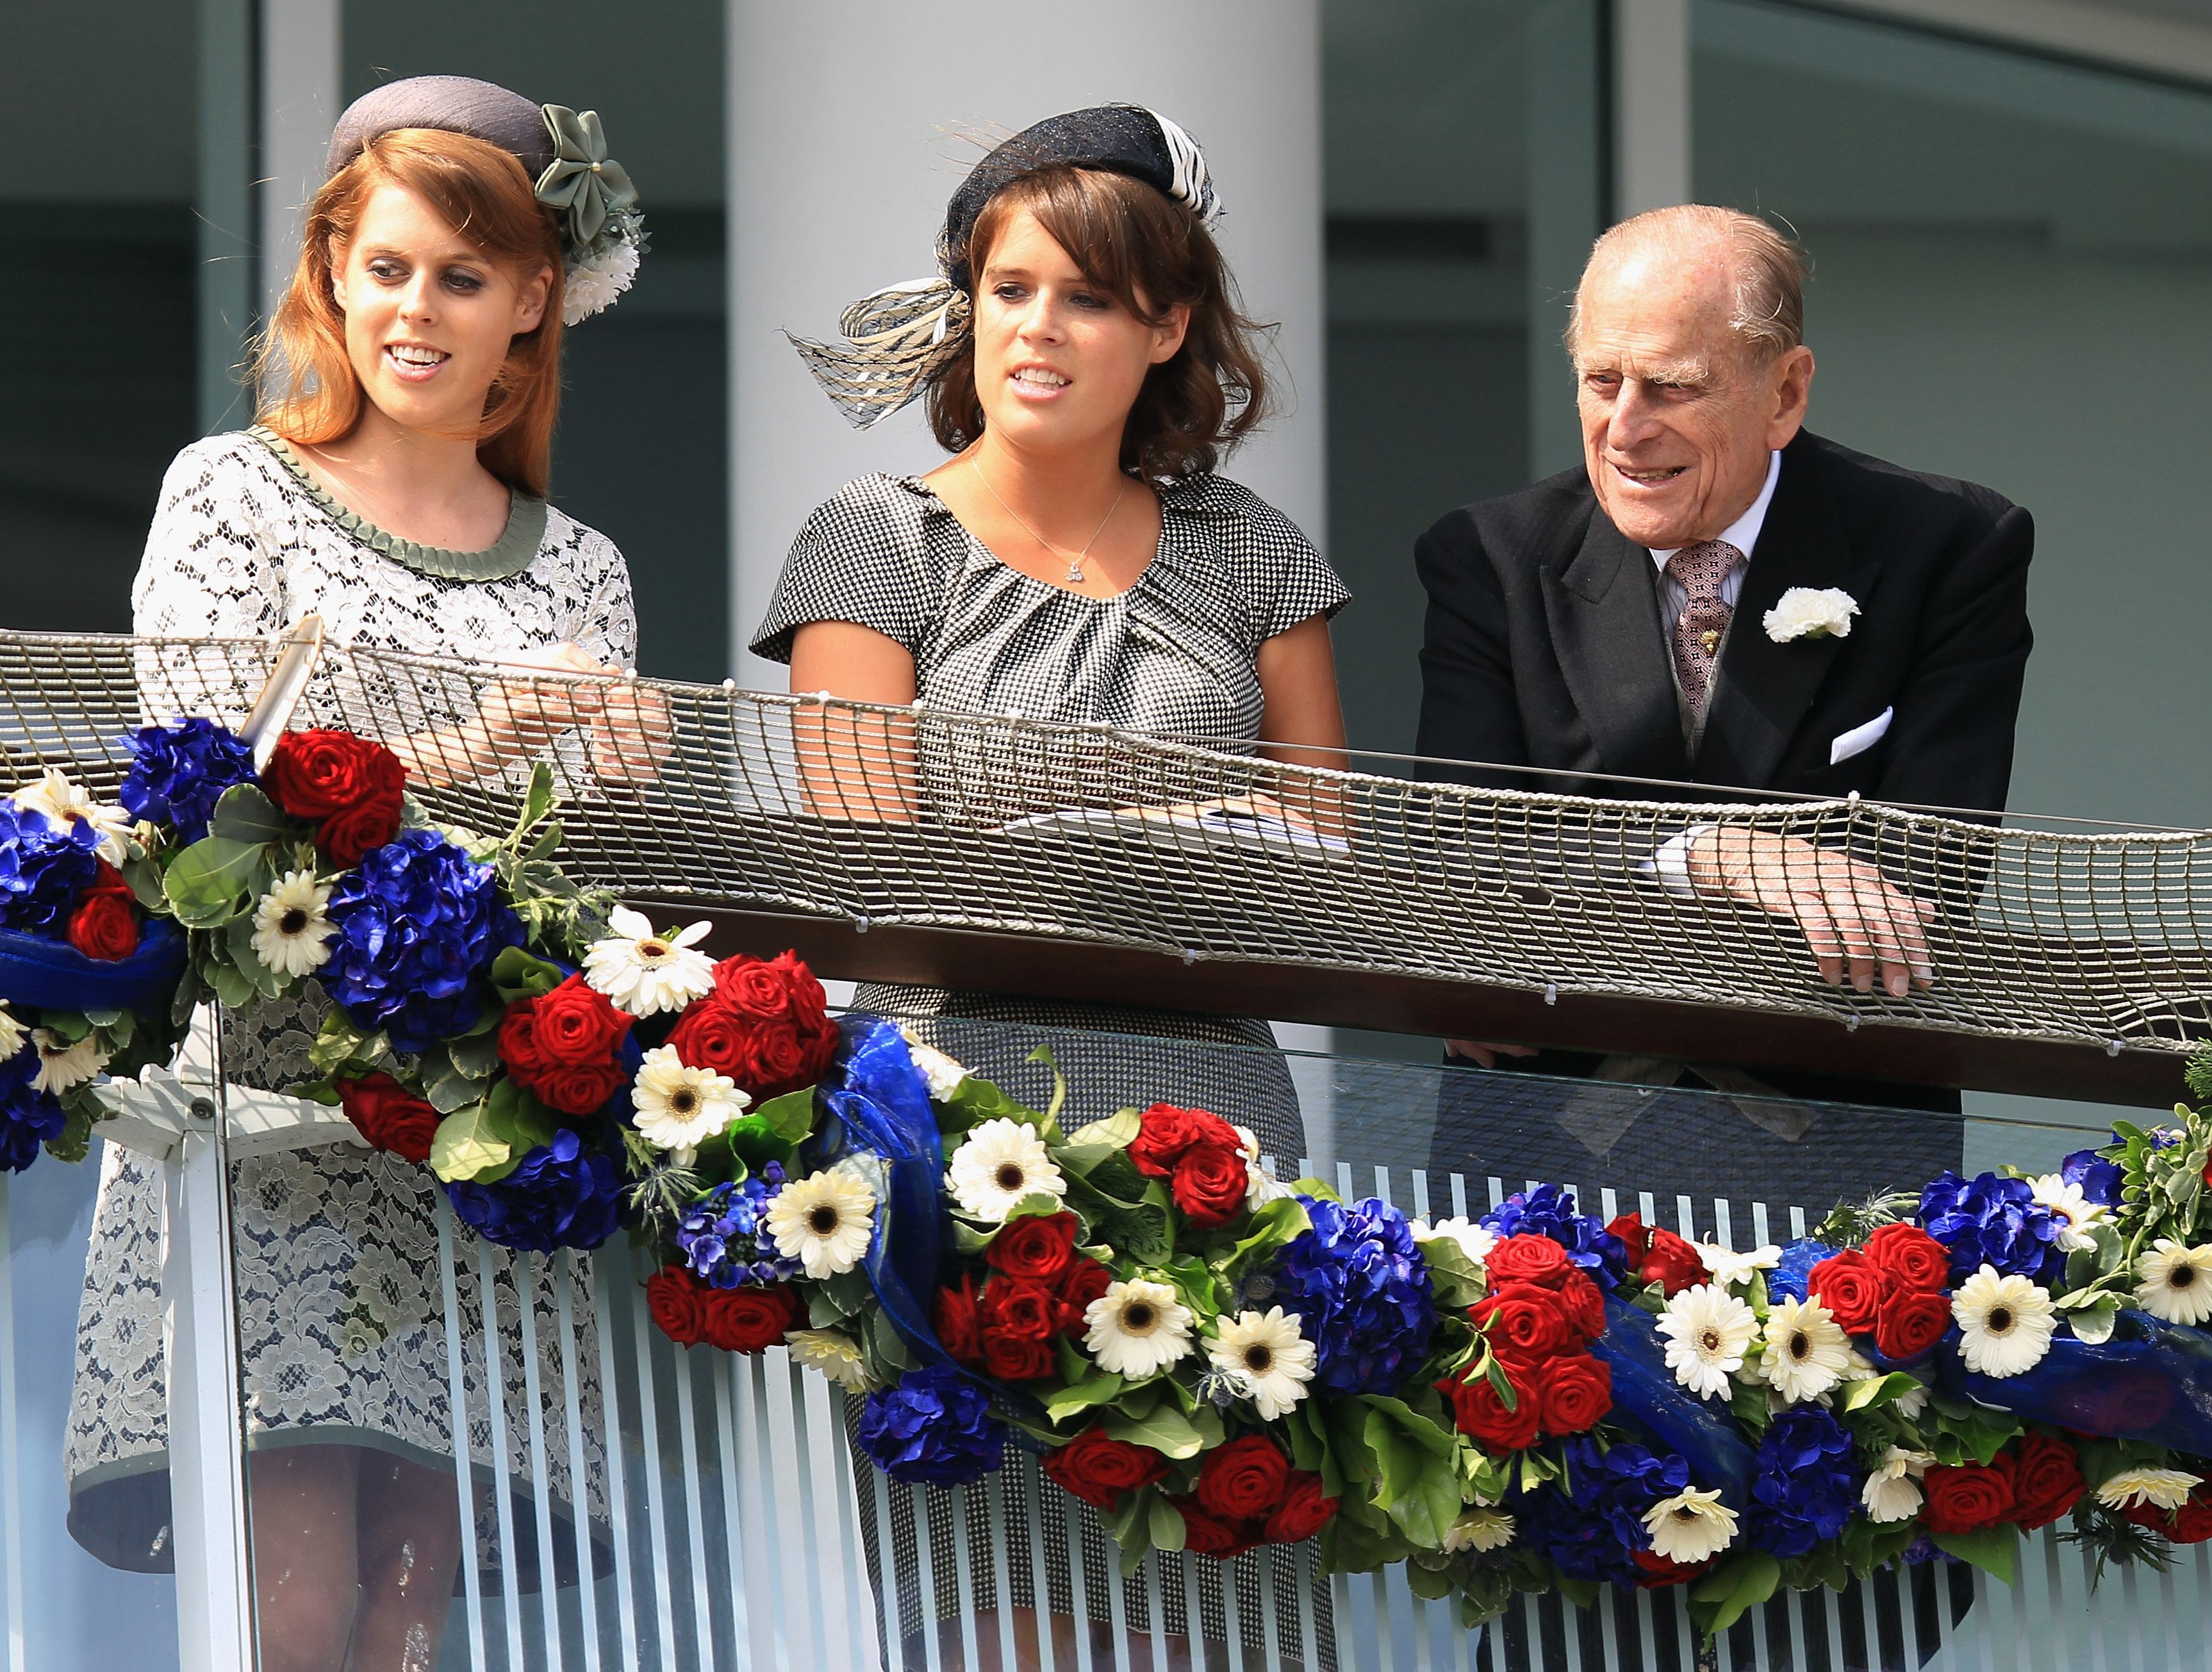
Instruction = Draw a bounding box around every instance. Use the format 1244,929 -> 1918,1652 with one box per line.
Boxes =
1686,826 -> 1936,998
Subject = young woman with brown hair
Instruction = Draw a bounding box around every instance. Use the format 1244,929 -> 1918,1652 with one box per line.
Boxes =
67,76 -> 649,1672
759,105 -> 1349,1670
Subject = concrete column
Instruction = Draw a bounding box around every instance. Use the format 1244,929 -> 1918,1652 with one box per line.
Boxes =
725,0 -> 1327,692
196,0 -> 257,433
258,0 -> 343,321
1526,0 -> 1608,479
1614,0 -> 1693,217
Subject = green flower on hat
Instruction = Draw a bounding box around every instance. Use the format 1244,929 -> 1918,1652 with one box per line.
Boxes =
534,105 -> 637,252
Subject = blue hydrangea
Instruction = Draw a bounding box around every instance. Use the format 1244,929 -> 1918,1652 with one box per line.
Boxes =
118,717 -> 255,844
858,1365 -> 1005,1487
1918,1170 -> 2062,1282
1766,1238 -> 1840,1305
1273,1195 -> 1435,1395
1744,1407 -> 1858,1559
443,1129 -> 623,1252
0,1044 -> 65,1172
676,1168 -> 798,1288
2061,1147 -> 2124,1208
1517,1439 -> 1689,1586
1480,1183 -> 1628,1284
318,829 -> 519,1053
0,803 -> 102,939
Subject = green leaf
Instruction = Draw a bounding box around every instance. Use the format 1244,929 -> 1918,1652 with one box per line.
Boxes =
1100,1402 -> 1204,1460
222,915 -> 286,999
1066,1109 -> 1140,1151
1690,1551 -> 1782,1635
418,1046 -> 486,1114
488,945 -> 566,1003
1413,1233 -> 1487,1309
447,1027 -> 504,1079
1931,1525 -> 2017,1585
2069,1301 -> 2120,1345
308,1010 -> 377,1075
510,762 -> 557,843
1217,1194 -> 1314,1278
1045,1372 -> 1126,1423
161,837 -> 268,928
752,1088 -> 817,1143
430,1102 -> 515,1184
1145,1489 -> 1186,1555
209,783 -> 294,846
1838,1372 -> 1922,1414
1362,1403 -> 1462,1548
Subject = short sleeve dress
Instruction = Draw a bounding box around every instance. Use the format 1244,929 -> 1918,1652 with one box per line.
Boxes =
753,470 -> 1350,1665
65,429 -> 635,1586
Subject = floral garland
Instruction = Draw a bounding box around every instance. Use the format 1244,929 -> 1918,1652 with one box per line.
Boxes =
13,716 -> 2212,1638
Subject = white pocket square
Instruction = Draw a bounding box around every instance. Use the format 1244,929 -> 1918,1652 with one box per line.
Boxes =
1830,707 -> 1893,766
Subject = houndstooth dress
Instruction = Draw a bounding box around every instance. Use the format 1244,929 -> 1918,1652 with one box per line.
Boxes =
754,470 -> 1350,1666
65,430 -> 634,1589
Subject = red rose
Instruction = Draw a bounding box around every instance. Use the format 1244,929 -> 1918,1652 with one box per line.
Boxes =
1056,1256 -> 1113,1336
987,1212 -> 1078,1283
933,1277 -> 983,1365
981,1330 -> 1057,1382
1607,1213 -> 1653,1265
647,1266 -> 707,1345
1471,1283 -> 1574,1361
2008,1433 -> 2086,1532
1922,1455 -> 2017,1534
1264,1471 -> 1339,1544
66,862 -> 138,962
338,1071 -> 439,1163
1640,1227 -> 1708,1297
1874,1288 -> 1951,1362
704,1283 -> 800,1354
713,949 -> 830,1026
669,986 -> 838,1102
981,1278 -> 1060,1344
2140,1490 -> 2212,1544
265,730 -> 406,867
1536,1352 -> 1614,1436
1127,1102 -> 1242,1178
1809,1249 -> 1887,1335
1631,1549 -> 1710,1589
1439,1366 -> 1540,1451
1171,1496 -> 1260,1560
1485,1234 -> 1573,1290
1864,1223 -> 1951,1294
1194,1434 -> 1292,1522
499,976 -> 632,1116
1555,1271 -> 1607,1343
1171,1143 -> 1250,1229
1041,1425 -> 1169,1510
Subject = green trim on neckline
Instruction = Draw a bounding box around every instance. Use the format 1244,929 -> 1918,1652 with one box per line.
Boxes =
249,425 -> 548,582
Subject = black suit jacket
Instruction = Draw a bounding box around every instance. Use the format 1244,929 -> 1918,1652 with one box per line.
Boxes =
1415,429 -> 2033,1119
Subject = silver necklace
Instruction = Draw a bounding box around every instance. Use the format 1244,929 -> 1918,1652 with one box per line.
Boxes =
971,457 -> 1127,585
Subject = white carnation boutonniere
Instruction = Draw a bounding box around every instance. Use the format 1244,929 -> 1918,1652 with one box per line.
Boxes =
1763,586 -> 1860,644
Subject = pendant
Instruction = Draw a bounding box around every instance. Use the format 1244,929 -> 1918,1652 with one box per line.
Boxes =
1065,561 -> 1085,584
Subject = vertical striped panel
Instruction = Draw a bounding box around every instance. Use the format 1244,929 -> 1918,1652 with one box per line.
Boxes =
588,1257 -> 644,1671
511,1254 -> 568,1670
623,1279 -> 682,1671
0,1176 -> 22,1672
551,1255 -> 604,1672
475,1241 -> 529,1670
433,1200 -> 491,1671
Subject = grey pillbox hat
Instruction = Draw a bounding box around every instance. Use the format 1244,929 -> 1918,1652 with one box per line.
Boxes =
324,74 -> 550,181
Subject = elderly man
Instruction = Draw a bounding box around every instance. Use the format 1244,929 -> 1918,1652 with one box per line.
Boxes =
1417,202 -> 2023,1672
1416,204 -> 2032,1124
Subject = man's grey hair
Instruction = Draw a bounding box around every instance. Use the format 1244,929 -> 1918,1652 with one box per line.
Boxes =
1567,205 -> 1810,363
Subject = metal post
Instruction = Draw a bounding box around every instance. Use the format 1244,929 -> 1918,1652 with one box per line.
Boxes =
1614,0 -> 1692,218
197,0 -> 259,434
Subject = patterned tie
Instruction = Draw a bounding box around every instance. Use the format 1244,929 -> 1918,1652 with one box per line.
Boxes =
1663,539 -> 1742,710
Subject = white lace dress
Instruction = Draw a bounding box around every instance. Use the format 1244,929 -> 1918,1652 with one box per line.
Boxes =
65,430 -> 636,1589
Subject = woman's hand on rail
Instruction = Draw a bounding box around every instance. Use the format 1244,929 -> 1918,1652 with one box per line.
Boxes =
587,675 -> 676,785
1446,1040 -> 1541,1070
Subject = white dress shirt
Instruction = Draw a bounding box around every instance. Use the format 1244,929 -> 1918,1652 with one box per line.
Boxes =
1647,449 -> 1782,630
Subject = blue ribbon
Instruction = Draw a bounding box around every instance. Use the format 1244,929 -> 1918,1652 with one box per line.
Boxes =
1936,1311 -> 2212,1454
0,919 -> 185,1017
1588,1295 -> 1756,1502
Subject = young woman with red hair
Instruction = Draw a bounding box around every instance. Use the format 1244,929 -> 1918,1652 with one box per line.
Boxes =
67,76 -> 649,1671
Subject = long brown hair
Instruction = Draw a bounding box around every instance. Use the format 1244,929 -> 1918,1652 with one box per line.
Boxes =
927,166 -> 1273,483
254,128 -> 566,497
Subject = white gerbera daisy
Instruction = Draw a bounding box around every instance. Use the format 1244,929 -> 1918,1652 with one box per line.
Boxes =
1234,1124 -> 1294,1209
947,1117 -> 1066,1222
766,1168 -> 877,1279
631,1044 -> 747,1152
1951,1265 -> 2056,1377
1207,1307 -> 1317,1420
12,768 -> 131,864
1441,1508 -> 1515,1553
1412,1215 -> 1499,1268
582,906 -> 715,1016
1084,1278 -> 1193,1379
1655,1284 -> 1760,1400
2029,1173 -> 2110,1254
1758,1295 -> 1853,1404
1861,1447 -> 1935,1524
0,1003 -> 24,1063
30,1028 -> 108,1095
1643,1488 -> 1738,1564
2097,1466 -> 2202,1512
2136,1239 -> 2212,1327
1696,1242 -> 1781,1289
786,1328 -> 873,1391
249,869 -> 337,978
898,1029 -> 970,1101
